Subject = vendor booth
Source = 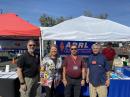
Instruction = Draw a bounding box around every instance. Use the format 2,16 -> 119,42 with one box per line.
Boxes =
0,13 -> 41,63
0,13 -> 40,97
40,16 -> 130,97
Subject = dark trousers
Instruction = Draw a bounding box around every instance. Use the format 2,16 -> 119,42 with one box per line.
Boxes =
44,86 -> 54,97
44,81 -> 59,97
64,76 -> 81,97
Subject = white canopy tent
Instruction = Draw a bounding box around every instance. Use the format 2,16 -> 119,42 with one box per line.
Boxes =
40,16 -> 130,41
40,16 -> 130,56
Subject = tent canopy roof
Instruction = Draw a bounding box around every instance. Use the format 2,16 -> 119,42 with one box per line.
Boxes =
0,13 -> 40,37
41,16 -> 130,41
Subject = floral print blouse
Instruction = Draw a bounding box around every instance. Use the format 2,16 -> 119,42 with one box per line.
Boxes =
40,55 -> 62,88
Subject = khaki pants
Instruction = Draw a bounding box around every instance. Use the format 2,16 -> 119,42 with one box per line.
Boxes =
89,83 -> 107,97
20,75 -> 41,97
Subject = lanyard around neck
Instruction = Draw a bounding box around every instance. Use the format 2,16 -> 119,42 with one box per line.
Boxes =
71,55 -> 77,65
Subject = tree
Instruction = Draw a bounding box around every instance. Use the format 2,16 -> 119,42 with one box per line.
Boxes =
96,13 -> 108,19
39,14 -> 72,27
83,10 -> 108,19
83,10 -> 93,17
39,14 -> 56,27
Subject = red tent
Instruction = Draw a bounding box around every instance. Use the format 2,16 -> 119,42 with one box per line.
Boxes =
0,13 -> 40,37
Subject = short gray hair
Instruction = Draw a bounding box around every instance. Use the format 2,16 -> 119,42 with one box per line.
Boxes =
92,43 -> 101,49
27,39 -> 36,45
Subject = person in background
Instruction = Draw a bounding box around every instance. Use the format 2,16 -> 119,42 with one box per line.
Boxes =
40,44 -> 62,97
17,40 -> 40,97
87,43 -> 110,97
62,44 -> 86,97
102,42 -> 116,70
118,46 -> 129,57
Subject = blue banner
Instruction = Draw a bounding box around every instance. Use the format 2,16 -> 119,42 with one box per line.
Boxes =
56,41 -> 95,56
0,39 -> 39,51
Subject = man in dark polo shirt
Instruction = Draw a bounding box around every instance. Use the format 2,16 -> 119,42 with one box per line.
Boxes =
87,43 -> 110,97
62,44 -> 86,97
17,40 -> 40,97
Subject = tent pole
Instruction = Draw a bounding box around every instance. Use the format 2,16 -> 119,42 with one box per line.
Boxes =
39,37 -> 42,63
42,39 -> 44,58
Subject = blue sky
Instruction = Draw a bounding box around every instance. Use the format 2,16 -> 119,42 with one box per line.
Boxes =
0,0 -> 130,26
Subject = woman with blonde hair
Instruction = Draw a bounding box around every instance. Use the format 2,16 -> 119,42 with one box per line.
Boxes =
40,44 -> 62,97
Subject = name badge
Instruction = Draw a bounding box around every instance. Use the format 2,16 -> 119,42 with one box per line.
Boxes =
73,65 -> 78,70
92,61 -> 97,65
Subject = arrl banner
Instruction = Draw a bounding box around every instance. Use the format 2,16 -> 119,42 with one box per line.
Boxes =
56,41 -> 95,56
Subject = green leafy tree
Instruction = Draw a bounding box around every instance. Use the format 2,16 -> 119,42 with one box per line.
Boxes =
39,14 -> 56,27
39,14 -> 72,27
84,10 -> 108,19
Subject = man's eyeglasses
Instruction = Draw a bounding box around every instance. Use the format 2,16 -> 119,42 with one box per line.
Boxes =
71,48 -> 77,50
29,44 -> 36,47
